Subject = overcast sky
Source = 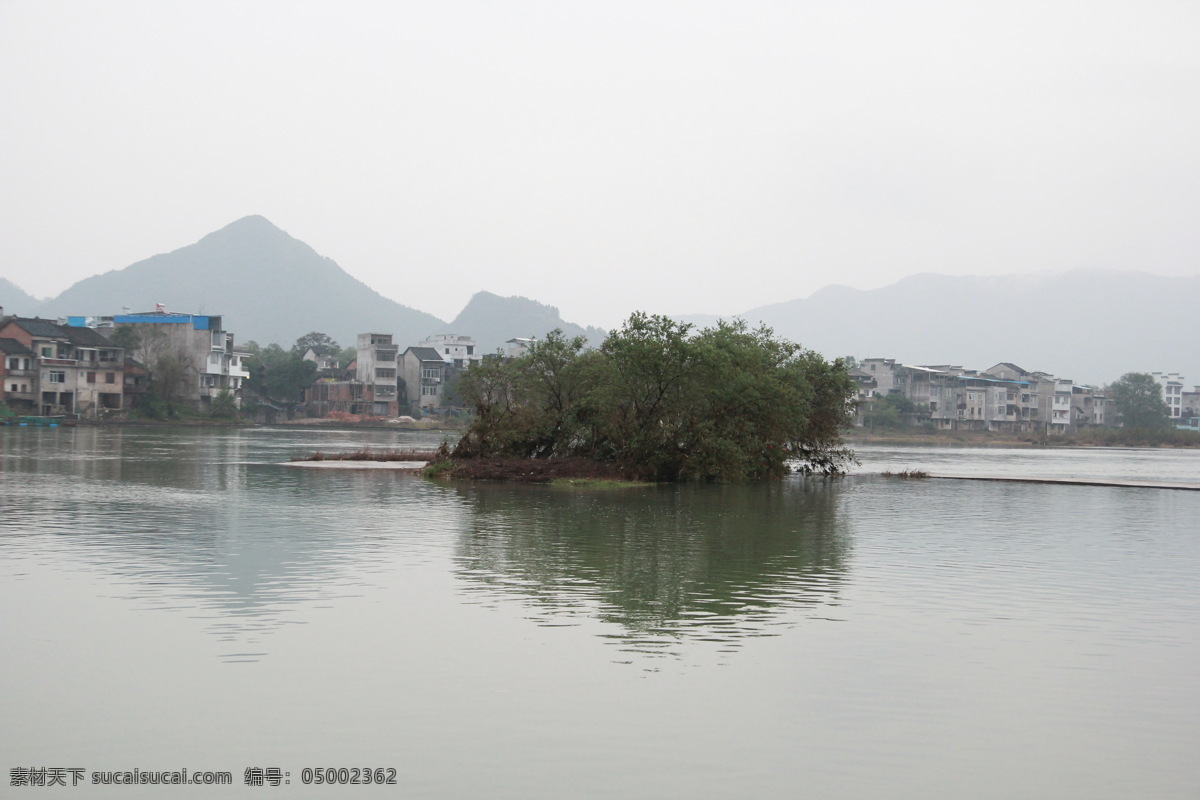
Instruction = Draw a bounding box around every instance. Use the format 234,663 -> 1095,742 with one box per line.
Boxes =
2,0 -> 1198,327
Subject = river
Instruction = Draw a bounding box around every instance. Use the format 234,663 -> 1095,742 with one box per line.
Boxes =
2,426 -> 1198,798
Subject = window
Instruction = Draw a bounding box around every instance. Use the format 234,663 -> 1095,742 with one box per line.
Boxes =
375,368 -> 396,379
41,346 -> 53,358
47,371 -> 65,384
7,357 -> 17,369
87,372 -> 96,384
105,373 -> 116,384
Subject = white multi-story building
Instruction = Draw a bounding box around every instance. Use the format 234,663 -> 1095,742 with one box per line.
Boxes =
504,337 -> 536,359
1151,372 -> 1185,419
1050,378 -> 1074,430
420,334 -> 481,369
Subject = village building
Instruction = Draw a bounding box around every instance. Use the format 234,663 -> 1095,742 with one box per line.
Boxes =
419,334 -> 481,369
504,337 -> 536,358
0,317 -> 125,418
301,347 -> 340,372
400,346 -> 451,415
302,332 -> 400,417
852,356 -> 1105,434
0,337 -> 38,413
99,311 -> 249,412
354,333 -> 400,416
1151,372 -> 1186,420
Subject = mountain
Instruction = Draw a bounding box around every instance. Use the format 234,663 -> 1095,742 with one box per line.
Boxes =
0,277 -> 45,316
446,291 -> 606,354
735,269 -> 1199,386
21,216 -> 606,354
35,215 -> 445,348
17,215 -> 1191,384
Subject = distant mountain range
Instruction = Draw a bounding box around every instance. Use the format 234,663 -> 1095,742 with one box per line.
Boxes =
2,216 -> 1194,385
0,277 -> 42,314
4,216 -> 602,354
731,270 -> 1199,386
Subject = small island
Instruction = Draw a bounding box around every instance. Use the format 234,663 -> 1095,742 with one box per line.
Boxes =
422,313 -> 858,484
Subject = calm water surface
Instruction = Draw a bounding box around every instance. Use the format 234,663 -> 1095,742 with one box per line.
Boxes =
2,427 -> 1198,798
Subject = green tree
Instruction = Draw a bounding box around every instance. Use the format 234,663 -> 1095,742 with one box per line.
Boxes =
453,314 -> 857,481
107,325 -> 141,353
210,389 -> 239,419
454,332 -> 604,458
124,325 -> 194,417
267,356 -> 316,403
292,332 -> 340,357
860,393 -> 916,430
1110,372 -> 1170,430
244,343 -> 316,403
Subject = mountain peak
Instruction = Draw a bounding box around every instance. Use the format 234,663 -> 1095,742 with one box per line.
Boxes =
450,291 -> 604,352
197,215 -> 291,248
221,214 -> 280,232
36,217 -> 444,346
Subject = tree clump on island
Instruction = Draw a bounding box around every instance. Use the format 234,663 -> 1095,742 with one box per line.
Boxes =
450,313 -> 858,482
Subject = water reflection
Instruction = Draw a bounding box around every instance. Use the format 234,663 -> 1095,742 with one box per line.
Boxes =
0,427 -> 464,661
450,479 -> 851,656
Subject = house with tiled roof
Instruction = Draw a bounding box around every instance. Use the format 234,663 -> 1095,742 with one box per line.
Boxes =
0,337 -> 37,412
401,346 -> 451,414
0,317 -> 125,417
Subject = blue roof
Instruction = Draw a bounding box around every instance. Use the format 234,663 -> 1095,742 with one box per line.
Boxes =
113,314 -> 212,330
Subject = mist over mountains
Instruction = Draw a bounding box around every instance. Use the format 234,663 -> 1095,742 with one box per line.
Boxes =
1,215 -> 1194,386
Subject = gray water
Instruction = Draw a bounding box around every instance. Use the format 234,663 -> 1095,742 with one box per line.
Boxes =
2,427 -> 1198,798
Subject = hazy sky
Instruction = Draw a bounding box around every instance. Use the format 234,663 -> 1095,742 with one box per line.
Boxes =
3,0 -> 1198,327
